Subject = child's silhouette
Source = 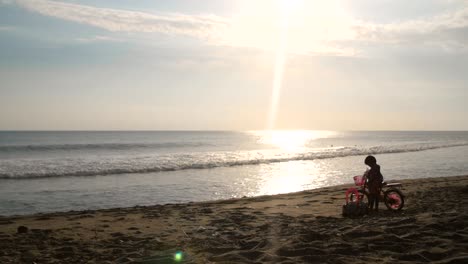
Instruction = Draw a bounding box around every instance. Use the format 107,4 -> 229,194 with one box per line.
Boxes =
364,155 -> 383,212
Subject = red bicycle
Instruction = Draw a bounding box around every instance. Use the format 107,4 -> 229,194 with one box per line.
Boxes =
349,172 -> 405,211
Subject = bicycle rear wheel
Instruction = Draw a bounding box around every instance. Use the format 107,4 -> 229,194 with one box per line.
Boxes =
384,189 -> 404,211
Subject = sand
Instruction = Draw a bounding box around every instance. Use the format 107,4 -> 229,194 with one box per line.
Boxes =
1,175 -> 468,263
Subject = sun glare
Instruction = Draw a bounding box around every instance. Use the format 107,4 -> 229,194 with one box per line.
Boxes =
254,130 -> 336,151
226,1 -> 352,129
277,0 -> 304,15
225,0 -> 352,55
266,0 -> 304,130
269,131 -> 309,150
257,160 -> 318,195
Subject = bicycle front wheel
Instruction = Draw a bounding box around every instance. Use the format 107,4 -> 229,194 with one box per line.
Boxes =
384,189 -> 404,211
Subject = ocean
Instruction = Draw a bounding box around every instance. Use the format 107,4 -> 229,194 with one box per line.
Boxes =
1,130 -> 467,216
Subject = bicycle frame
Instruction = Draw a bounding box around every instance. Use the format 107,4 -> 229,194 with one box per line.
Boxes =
351,173 -> 405,211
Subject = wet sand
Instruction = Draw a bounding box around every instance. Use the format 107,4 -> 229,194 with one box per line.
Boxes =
1,175 -> 468,263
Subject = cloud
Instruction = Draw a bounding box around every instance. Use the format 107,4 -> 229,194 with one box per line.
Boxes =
75,35 -> 124,44
352,6 -> 468,50
7,0 -> 468,55
11,0 -> 229,41
0,26 -> 15,31
219,0 -> 468,56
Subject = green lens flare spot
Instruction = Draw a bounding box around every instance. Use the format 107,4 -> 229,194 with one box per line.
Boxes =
174,251 -> 183,262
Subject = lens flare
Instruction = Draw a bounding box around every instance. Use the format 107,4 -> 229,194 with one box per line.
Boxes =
174,251 -> 183,262
267,14 -> 288,129
267,0 -> 303,129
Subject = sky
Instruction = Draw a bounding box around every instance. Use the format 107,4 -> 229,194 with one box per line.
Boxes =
0,0 -> 467,131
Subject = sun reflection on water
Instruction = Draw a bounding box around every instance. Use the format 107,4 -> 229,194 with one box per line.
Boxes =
257,160 -> 321,195
251,130 -> 337,151
238,130 -> 340,196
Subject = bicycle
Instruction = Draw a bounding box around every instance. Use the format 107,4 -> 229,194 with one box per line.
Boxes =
349,172 -> 405,211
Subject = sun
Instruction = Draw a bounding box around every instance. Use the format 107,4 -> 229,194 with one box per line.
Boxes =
225,0 -> 306,51
277,0 -> 304,15
225,0 -> 352,55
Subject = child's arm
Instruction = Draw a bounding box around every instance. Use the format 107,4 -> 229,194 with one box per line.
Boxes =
363,170 -> 369,189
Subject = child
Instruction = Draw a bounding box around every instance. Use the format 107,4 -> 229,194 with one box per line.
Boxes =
364,155 -> 383,212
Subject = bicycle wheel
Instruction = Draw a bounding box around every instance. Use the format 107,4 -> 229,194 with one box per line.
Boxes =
384,189 -> 404,211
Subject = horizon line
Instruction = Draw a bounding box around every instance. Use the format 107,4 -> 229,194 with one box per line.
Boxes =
0,129 -> 467,132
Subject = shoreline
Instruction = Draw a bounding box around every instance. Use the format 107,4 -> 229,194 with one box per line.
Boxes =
1,175 -> 468,263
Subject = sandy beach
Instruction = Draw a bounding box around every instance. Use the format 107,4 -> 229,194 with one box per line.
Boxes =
1,175 -> 468,263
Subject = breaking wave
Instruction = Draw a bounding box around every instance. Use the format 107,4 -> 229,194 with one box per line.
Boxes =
0,142 -> 209,152
1,142 -> 467,179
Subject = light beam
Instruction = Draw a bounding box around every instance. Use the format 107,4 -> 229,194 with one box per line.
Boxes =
267,0 -> 302,130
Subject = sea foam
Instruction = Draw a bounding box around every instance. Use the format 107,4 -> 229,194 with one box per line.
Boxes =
1,141 -> 466,179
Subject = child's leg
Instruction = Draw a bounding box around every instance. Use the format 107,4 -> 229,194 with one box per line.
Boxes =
374,187 -> 382,211
368,194 -> 375,210
369,185 -> 379,211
